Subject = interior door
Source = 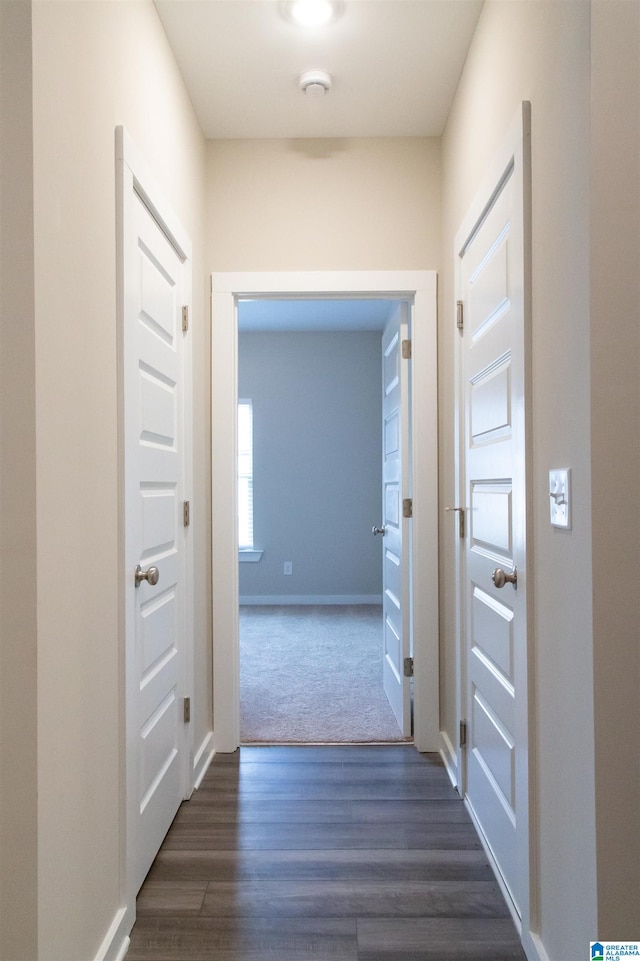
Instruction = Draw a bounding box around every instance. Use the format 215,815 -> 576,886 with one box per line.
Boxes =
124,187 -> 189,894
380,305 -> 411,735
457,107 -> 530,918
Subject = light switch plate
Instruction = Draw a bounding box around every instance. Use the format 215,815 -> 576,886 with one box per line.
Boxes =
549,468 -> 571,529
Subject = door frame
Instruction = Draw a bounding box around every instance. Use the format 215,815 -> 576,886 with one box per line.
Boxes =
211,270 -> 439,753
116,126 -> 195,928
452,103 -> 536,953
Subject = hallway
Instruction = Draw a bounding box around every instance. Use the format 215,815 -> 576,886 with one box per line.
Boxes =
126,746 -> 526,960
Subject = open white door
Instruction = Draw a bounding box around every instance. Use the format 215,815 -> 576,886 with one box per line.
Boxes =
118,129 -> 193,899
456,104 -> 531,927
379,304 -> 411,735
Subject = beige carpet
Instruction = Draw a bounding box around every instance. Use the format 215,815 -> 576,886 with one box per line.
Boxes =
239,605 -> 411,743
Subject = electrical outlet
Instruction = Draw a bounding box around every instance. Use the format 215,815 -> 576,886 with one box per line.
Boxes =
283,561 -> 293,575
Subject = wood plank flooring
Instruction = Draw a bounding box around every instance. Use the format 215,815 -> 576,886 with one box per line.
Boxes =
126,746 -> 527,960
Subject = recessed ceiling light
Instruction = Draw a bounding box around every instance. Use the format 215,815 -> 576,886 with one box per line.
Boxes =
283,0 -> 340,27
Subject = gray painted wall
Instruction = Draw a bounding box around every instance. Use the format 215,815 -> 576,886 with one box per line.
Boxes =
238,330 -> 382,600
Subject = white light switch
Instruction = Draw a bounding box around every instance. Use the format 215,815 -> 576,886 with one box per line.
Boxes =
549,468 -> 571,529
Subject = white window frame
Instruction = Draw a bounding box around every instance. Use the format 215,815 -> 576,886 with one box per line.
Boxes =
237,398 -> 257,556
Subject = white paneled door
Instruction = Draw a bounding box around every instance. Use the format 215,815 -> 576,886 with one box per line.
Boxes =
457,105 -> 531,922
380,306 -> 411,736
120,133 -> 192,898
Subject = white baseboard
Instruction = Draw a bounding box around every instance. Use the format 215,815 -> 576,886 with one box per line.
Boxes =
193,730 -> 215,789
93,906 -> 131,961
112,937 -> 131,961
525,931 -> 550,961
239,595 -> 383,606
439,730 -> 459,791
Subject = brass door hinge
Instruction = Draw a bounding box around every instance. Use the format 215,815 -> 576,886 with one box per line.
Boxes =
183,501 -> 190,527
183,697 -> 191,723
403,657 -> 414,678
403,498 -> 413,519
456,300 -> 464,330
182,305 -> 189,332
402,339 -> 412,360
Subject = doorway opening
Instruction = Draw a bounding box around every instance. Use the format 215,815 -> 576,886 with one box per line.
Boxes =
239,605 -> 407,743
236,299 -> 408,743
211,270 -> 439,755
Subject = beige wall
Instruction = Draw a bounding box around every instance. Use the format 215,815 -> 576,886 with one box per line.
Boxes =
590,0 -> 640,937
206,137 -> 440,270
0,3 -> 39,959
27,2 -> 208,958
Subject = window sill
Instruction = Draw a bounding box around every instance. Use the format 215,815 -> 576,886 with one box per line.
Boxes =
239,549 -> 263,563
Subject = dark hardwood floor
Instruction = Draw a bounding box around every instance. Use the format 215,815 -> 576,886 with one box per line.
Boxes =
126,745 -> 526,960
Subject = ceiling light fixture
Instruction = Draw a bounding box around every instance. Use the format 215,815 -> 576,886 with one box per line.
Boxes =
299,70 -> 332,97
283,0 -> 340,28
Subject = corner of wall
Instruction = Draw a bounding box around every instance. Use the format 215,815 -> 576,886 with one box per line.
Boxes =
0,2 -> 39,958
590,0 -> 640,936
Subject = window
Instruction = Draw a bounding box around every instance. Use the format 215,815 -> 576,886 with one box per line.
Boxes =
238,399 -> 254,549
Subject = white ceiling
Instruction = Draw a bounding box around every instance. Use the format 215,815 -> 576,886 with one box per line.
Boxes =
156,1 -> 482,329
238,297 -> 400,331
154,0 -> 483,140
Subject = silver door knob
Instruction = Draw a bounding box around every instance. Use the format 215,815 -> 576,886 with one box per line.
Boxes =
372,526 -> 386,536
135,564 -> 159,587
492,567 -> 517,589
